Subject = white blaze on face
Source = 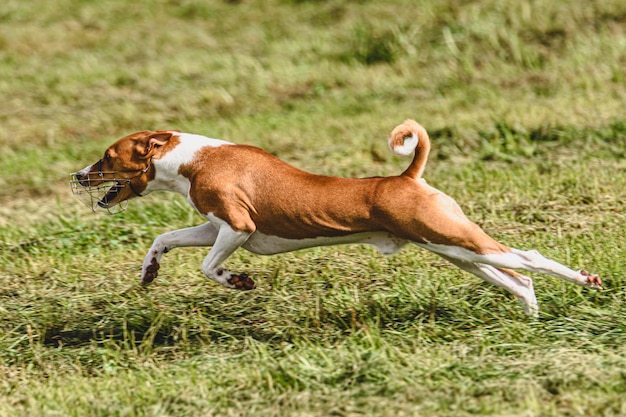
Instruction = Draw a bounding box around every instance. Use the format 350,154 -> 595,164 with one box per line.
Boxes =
389,132 -> 418,156
75,163 -> 96,178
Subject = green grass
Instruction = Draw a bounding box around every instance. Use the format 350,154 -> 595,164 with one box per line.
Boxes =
1,0 -> 626,415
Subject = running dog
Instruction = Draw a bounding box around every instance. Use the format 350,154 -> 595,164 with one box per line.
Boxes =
70,120 -> 602,315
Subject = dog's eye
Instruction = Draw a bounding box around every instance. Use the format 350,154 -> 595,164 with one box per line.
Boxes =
104,152 -> 111,161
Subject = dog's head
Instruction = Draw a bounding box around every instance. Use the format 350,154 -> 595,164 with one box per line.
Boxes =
70,130 -> 177,213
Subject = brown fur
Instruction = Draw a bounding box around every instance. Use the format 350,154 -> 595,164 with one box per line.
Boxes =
73,120 -> 602,315
80,130 -> 182,202
389,119 -> 431,179
178,140 -> 508,255
83,122 -> 508,255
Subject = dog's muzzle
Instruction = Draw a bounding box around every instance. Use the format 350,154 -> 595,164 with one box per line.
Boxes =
69,172 -> 130,214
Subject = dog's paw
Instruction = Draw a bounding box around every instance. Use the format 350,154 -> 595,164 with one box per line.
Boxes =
142,258 -> 160,285
227,273 -> 256,290
580,269 -> 602,290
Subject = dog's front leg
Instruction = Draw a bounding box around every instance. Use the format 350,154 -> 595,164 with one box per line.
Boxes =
141,222 -> 219,284
201,224 -> 256,290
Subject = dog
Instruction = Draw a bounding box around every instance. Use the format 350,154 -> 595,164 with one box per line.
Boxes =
70,120 -> 602,315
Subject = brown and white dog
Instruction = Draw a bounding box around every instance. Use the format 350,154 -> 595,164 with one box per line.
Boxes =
71,120 -> 602,315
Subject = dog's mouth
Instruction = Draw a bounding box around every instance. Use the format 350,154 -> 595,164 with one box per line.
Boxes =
69,173 -> 130,214
97,182 -> 124,208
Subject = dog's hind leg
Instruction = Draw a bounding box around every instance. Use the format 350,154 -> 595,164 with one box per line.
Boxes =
142,222 -> 219,284
506,248 -> 602,289
440,254 -> 538,316
418,243 -> 602,290
200,224 -> 256,290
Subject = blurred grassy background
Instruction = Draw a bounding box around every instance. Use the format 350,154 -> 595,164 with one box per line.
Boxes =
1,1 -> 625,416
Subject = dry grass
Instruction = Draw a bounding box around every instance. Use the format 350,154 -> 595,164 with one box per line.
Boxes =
1,0 -> 625,416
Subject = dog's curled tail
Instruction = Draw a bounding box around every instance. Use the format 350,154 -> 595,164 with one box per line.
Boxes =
388,119 -> 431,180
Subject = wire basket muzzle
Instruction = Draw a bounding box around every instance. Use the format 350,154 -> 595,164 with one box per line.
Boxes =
69,173 -> 130,215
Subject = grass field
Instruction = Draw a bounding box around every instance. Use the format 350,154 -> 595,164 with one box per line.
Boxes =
1,0 -> 626,415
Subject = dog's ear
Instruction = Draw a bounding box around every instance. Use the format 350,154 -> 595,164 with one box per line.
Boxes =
141,131 -> 175,157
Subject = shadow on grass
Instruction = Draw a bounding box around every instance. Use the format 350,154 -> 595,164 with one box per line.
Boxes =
35,284 -> 505,350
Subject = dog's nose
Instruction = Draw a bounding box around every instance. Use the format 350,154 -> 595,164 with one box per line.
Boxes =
74,170 -> 92,186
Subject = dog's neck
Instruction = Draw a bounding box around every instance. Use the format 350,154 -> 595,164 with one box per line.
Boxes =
144,133 -> 233,196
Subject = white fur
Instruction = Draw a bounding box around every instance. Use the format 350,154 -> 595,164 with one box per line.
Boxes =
201,222 -> 251,288
143,133 -> 233,195
440,254 -> 539,316
242,231 -> 408,256
130,132 -> 600,316
417,242 -> 599,288
389,132 -> 419,156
